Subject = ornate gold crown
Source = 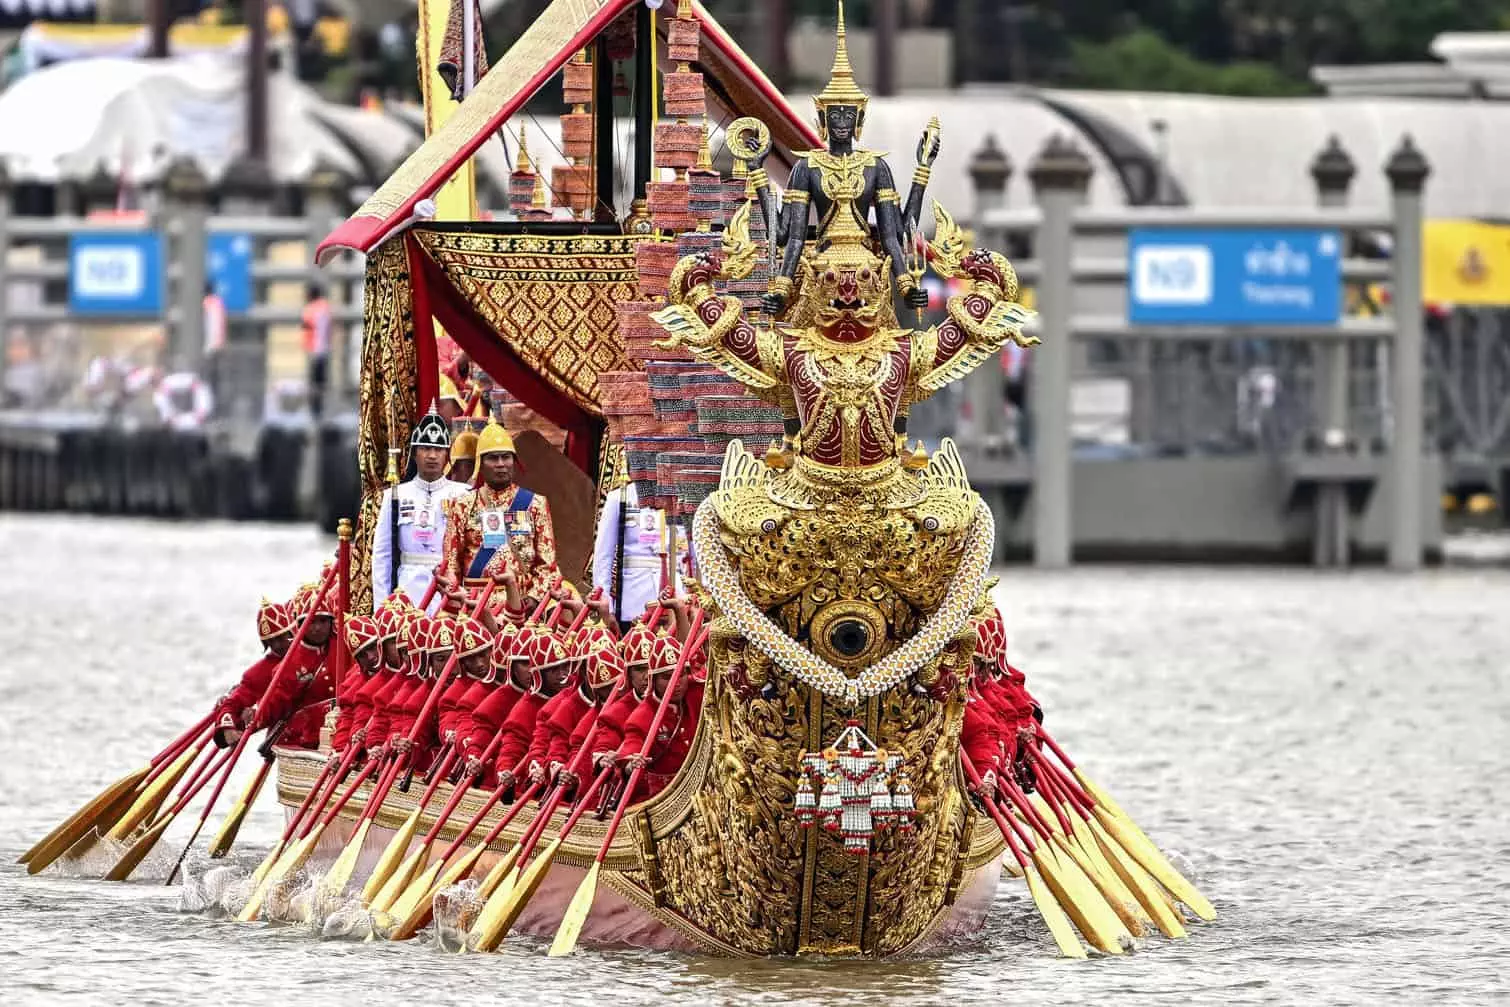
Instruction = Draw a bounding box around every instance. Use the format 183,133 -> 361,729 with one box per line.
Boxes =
813,1 -> 867,125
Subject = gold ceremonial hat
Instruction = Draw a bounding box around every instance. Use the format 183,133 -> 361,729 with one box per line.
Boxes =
813,1 -> 867,113
438,373 -> 463,405
476,420 -> 516,457
450,429 -> 478,463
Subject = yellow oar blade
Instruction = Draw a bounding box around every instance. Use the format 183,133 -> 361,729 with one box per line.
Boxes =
471,837 -> 560,952
1092,807 -> 1215,921
370,843 -> 427,914
386,860 -> 447,940
1024,864 -> 1087,959
20,766 -> 149,865
1090,818 -> 1186,939
1069,817 -> 1153,935
1033,844 -> 1127,955
1054,833 -> 1146,938
240,832 -> 316,922
321,820 -> 372,899
208,800 -> 252,860
548,861 -> 600,957
208,770 -> 269,859
475,845 -> 522,904
362,808 -> 423,904
104,817 -> 172,882
109,745 -> 202,842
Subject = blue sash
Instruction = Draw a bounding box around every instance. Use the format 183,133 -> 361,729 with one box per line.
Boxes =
465,488 -> 535,579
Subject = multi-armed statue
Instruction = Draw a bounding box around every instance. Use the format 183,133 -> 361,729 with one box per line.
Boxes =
643,0 -> 1039,955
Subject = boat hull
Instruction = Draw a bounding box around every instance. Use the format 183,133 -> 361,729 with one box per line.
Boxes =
273,747 -> 1002,956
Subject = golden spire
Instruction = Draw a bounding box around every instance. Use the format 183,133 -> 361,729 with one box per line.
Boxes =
695,123 -> 712,171
813,0 -> 867,110
531,173 -> 547,210
515,126 -> 531,174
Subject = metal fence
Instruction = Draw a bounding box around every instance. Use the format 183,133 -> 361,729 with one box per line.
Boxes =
965,133 -> 1431,570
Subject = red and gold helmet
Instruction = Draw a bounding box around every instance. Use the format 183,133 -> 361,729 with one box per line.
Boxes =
344,614 -> 382,656
511,625 -> 571,691
373,601 -> 404,643
454,616 -> 491,660
579,627 -> 623,690
971,606 -> 1006,672
620,622 -> 656,668
256,596 -> 295,642
646,631 -> 682,677
292,581 -> 334,620
487,622 -> 521,682
401,616 -> 432,660
428,617 -> 458,655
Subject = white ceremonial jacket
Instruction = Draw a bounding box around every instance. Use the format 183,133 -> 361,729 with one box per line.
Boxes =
371,475 -> 471,611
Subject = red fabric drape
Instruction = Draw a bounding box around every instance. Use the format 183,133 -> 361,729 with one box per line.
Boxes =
409,238 -> 599,472
405,235 -> 441,419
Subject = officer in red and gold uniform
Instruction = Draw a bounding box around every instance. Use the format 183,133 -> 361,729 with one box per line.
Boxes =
439,421 -> 558,610
210,597 -> 297,748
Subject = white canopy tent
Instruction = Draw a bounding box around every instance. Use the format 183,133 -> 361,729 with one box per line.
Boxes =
0,57 -> 374,184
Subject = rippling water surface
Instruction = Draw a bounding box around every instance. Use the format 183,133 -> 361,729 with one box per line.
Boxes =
1,515 -> 1507,1005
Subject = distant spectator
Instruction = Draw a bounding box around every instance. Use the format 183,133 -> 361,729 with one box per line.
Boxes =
301,282 -> 332,418
203,281 -> 227,413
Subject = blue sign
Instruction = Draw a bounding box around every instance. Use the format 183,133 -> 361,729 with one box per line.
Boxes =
1128,228 -> 1342,325
207,232 -> 254,313
68,232 -> 164,316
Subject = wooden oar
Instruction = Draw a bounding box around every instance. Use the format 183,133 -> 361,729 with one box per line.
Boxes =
319,581 -> 496,901
18,712 -> 213,866
206,755 -> 274,860
481,764 -> 617,952
962,754 -> 1086,959
359,745 -> 458,904
238,752 -> 385,921
385,772 -> 541,942
369,732 -> 503,916
1036,730 -> 1215,922
545,616 -> 707,957
23,716 -> 213,874
103,742 -> 238,882
245,743 -> 352,882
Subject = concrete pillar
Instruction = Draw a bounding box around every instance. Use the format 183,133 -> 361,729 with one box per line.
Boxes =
966,135 -> 1013,448
219,156 -> 277,426
1027,134 -> 1092,569
304,163 -> 351,406
162,157 -> 210,374
1310,135 -> 1356,567
1385,136 -> 1429,571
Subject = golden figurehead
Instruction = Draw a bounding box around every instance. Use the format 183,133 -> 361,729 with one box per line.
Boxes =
632,2 -> 1043,957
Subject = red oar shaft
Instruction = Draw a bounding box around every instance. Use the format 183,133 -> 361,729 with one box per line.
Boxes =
151,714 -> 214,767
962,754 -> 1035,868
306,755 -> 384,835
159,744 -> 238,821
418,734 -> 503,848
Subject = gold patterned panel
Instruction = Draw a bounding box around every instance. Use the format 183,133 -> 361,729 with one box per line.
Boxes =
412,230 -> 640,416
349,0 -> 615,226
353,240 -> 419,615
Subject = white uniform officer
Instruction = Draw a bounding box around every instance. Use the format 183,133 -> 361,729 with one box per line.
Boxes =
591,480 -> 686,626
371,404 -> 470,610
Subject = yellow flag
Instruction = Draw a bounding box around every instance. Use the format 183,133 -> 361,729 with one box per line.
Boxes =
1423,219 -> 1510,306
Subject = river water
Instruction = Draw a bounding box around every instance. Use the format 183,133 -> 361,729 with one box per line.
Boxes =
0,514 -> 1507,1005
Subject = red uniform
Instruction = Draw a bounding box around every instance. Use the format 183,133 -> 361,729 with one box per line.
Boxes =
961,689 -> 1007,778
617,683 -> 703,799
493,690 -> 547,778
252,642 -> 333,749
211,653 -> 280,737
538,684 -> 595,768
331,664 -> 377,752
459,680 -> 528,761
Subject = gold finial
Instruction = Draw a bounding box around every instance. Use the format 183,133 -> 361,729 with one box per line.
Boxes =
337,518 -> 353,541
531,174 -> 547,209
514,126 -> 531,174
385,446 -> 400,485
813,0 -> 867,112
903,441 -> 930,471
695,123 -> 712,171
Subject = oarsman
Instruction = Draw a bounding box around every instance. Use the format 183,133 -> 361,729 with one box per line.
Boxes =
589,620 -> 658,769
492,627 -> 572,794
330,615 -> 388,756
371,404 -> 470,612
434,615 -> 496,765
344,599 -> 412,764
362,615 -> 431,760
455,625 -> 532,788
614,630 -> 704,800
209,596 -> 297,749
245,582 -> 338,751
546,627 -> 625,794
961,610 -> 1009,795
439,421 -> 559,609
